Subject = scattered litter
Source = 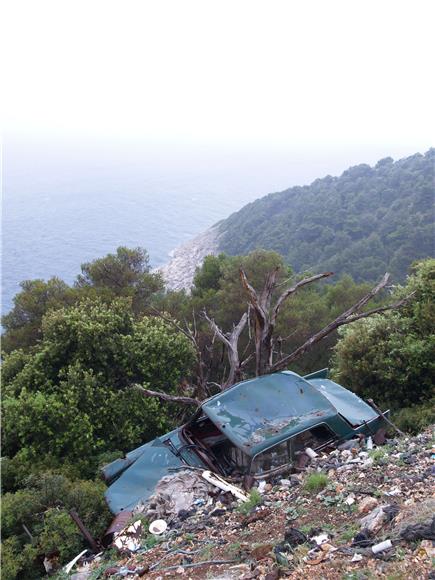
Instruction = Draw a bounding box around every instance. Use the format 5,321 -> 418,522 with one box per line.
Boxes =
258,480 -> 267,493
80,425 -> 435,579
43,555 -> 60,574
138,470 -> 214,520
311,533 -> 329,545
201,470 -> 249,501
352,530 -> 373,548
305,447 -> 318,459
148,519 -> 167,535
284,528 -> 307,546
366,436 -> 373,450
371,539 -> 393,554
399,515 -> 435,541
384,486 -> 401,496
64,549 -> 88,574
113,520 -> 143,552
418,539 -> 435,558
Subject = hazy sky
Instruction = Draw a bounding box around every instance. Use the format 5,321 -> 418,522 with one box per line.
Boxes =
2,0 -> 434,150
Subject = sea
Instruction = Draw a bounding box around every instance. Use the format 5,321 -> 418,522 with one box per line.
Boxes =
2,140 -> 419,315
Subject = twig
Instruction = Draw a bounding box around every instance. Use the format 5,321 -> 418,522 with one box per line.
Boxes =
367,398 -> 405,437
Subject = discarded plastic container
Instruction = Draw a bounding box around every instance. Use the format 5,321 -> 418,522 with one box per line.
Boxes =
371,539 -> 392,554
149,519 -> 168,535
366,436 -> 374,450
305,447 -> 318,459
258,480 -> 267,493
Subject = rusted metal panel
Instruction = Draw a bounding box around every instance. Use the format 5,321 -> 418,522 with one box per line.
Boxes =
102,510 -> 133,547
201,371 -> 337,456
308,378 -> 378,427
104,369 -> 390,515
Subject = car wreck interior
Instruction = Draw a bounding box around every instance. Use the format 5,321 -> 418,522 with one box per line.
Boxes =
181,415 -> 337,479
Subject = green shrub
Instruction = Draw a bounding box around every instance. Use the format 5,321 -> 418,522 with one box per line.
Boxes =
1,473 -> 112,579
37,509 -> 83,562
392,400 -> 435,434
0,538 -> 39,580
304,472 -> 329,492
237,489 -> 262,515
331,259 -> 435,411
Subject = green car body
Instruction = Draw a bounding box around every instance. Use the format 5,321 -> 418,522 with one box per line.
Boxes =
103,370 -> 387,514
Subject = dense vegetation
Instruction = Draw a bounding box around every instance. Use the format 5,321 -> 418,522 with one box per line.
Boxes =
218,149 -> 434,282
332,258 -> 435,432
1,246 -> 433,577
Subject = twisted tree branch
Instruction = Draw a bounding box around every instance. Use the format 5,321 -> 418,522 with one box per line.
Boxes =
132,384 -> 200,406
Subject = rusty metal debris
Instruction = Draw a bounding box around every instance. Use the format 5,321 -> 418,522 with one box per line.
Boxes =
103,369 -> 390,515
74,426 -> 433,579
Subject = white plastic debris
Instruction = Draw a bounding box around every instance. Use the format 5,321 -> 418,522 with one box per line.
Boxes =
311,533 -> 329,545
114,520 -> 143,552
258,480 -> 267,493
64,549 -> 88,574
305,447 -> 318,459
371,539 -> 393,554
366,436 -> 373,450
345,495 -> 356,506
384,486 -> 401,496
148,519 -> 168,535
201,470 -> 249,501
351,553 -> 363,562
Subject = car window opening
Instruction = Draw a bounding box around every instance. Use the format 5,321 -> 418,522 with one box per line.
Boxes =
183,416 -> 251,476
251,424 -> 336,475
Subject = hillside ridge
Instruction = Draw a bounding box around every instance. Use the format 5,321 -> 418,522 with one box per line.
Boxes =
218,149 -> 434,283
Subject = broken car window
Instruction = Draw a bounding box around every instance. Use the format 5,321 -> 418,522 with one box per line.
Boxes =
251,424 -> 335,474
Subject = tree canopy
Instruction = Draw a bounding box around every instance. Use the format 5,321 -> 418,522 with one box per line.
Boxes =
218,150 -> 434,282
331,258 -> 435,430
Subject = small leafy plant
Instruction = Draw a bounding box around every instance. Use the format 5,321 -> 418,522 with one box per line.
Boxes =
237,489 -> 262,515
303,472 -> 329,493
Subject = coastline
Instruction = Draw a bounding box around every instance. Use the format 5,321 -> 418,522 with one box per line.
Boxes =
156,225 -> 221,292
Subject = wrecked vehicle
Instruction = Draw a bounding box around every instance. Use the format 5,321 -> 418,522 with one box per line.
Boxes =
103,369 -> 388,514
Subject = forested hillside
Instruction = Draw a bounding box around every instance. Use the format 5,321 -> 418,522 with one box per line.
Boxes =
218,149 -> 434,282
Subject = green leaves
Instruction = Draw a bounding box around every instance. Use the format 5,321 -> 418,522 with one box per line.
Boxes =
331,258 -> 435,420
2,297 -> 195,482
218,149 -> 434,284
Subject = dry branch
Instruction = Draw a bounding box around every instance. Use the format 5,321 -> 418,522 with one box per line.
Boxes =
133,384 -> 200,406
202,310 -> 248,387
240,267 -> 334,375
271,275 -> 412,372
271,271 -> 333,325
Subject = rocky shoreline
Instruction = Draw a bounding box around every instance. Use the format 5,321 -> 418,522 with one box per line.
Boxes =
157,225 -> 221,292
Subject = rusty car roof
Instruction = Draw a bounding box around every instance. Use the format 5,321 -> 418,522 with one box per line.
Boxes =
201,371 -> 339,456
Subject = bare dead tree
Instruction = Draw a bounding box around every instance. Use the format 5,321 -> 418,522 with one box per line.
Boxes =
135,270 -> 412,409
202,310 -> 249,388
271,273 -> 413,372
240,268 -> 334,375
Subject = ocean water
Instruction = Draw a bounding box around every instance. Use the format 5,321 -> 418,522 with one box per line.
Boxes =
2,141 -> 420,315
1,164 -> 237,313
1,142 -> 293,314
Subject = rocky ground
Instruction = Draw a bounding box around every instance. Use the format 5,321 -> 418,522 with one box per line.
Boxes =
156,226 -> 219,292
67,427 -> 434,580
